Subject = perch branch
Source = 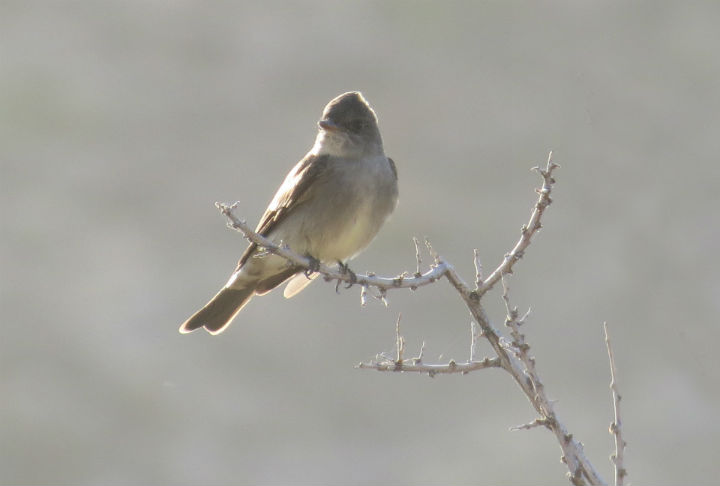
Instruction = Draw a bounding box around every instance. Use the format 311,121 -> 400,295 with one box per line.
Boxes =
216,153 -> 607,485
216,202 -> 449,292
355,154 -> 603,485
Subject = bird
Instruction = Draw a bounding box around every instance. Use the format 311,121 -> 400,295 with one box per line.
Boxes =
180,92 -> 398,335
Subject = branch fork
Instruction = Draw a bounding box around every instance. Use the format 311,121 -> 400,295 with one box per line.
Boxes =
215,152 -> 625,485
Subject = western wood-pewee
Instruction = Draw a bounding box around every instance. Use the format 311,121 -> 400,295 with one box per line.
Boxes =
180,92 -> 398,335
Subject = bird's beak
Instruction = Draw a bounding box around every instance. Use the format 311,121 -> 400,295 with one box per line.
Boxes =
318,119 -> 340,132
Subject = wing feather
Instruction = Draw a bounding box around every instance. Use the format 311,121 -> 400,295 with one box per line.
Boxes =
236,153 -> 330,267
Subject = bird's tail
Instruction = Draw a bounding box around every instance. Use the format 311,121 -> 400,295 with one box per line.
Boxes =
179,285 -> 255,335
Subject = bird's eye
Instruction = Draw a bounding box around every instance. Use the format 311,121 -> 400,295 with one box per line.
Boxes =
349,119 -> 368,131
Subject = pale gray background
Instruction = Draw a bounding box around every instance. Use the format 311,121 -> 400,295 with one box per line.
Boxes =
2,1 -> 719,484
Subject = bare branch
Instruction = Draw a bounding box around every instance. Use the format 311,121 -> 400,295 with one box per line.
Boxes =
216,202 -> 449,292
470,320 -> 481,362
351,155 -> 603,483
499,275 -> 605,485
215,152 -> 557,300
511,417 -> 551,431
395,313 -> 404,363
357,356 -> 501,376
413,237 -> 422,278
216,154 -> 609,485
604,323 -> 627,486
478,152 -> 558,297
424,237 -> 440,265
413,341 -> 425,364
473,248 -> 484,289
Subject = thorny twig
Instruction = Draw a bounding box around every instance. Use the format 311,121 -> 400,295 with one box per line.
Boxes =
604,323 -> 627,486
218,153 -> 613,485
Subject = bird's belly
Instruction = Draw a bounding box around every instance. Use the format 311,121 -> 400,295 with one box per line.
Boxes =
273,197 -> 382,263
269,156 -> 397,263
315,209 -> 377,261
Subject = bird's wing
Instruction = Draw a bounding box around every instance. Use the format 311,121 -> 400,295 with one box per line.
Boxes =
236,153 -> 331,268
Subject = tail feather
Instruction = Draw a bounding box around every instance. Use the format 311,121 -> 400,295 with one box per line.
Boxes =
255,267 -> 299,295
179,286 -> 255,335
283,272 -> 319,298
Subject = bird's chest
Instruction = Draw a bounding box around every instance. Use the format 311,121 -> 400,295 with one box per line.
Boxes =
330,157 -> 393,218
314,158 -> 395,260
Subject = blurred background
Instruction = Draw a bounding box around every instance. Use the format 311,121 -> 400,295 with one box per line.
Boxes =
2,1 -> 719,484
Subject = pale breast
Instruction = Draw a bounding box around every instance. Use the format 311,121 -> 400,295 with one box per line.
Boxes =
272,154 -> 398,262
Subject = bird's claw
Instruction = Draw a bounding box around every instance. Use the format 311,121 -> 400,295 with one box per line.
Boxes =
304,255 -> 321,278
338,261 -> 357,288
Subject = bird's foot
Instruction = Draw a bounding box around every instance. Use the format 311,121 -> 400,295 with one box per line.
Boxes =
304,255 -> 321,278
337,261 -> 357,288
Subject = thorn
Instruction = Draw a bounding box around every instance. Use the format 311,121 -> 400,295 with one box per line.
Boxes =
413,341 -> 425,364
413,237 -> 422,276
424,237 -> 440,264
395,313 -> 404,364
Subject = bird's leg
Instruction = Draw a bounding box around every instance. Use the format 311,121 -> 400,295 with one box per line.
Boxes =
304,255 -> 321,278
337,260 -> 357,289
